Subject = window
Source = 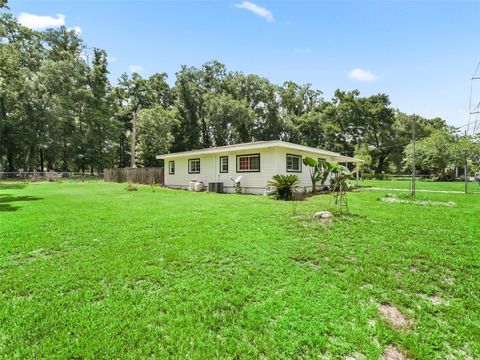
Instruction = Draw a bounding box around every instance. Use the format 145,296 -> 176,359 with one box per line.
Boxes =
188,158 -> 200,174
286,154 -> 302,172
237,154 -> 260,172
220,156 -> 228,173
169,161 -> 175,175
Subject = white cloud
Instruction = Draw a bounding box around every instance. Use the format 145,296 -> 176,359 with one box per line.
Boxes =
129,65 -> 143,73
348,68 -> 381,82
109,56 -> 117,64
234,1 -> 274,22
68,26 -> 82,35
18,12 -> 65,30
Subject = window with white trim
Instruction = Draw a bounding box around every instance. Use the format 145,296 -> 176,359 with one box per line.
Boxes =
220,156 -> 228,173
188,158 -> 200,174
169,161 -> 175,175
237,154 -> 260,172
286,154 -> 302,172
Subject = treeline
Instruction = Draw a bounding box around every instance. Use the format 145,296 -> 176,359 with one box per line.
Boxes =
1,4 -> 478,177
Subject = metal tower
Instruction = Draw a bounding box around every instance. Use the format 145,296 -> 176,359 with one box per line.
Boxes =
468,62 -> 480,136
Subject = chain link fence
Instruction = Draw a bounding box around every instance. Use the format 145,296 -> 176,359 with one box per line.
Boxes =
0,171 -> 104,182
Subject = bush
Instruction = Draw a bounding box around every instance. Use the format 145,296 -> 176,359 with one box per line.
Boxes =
267,175 -> 300,201
362,173 -> 376,180
150,182 -> 160,192
126,183 -> 138,191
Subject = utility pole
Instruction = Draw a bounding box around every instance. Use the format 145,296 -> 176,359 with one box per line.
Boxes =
356,164 -> 360,186
130,104 -> 141,168
411,114 -> 416,197
464,130 -> 468,194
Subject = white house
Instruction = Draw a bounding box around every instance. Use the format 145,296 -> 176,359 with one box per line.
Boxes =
156,140 -> 362,194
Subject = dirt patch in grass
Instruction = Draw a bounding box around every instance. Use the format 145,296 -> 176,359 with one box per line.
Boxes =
345,352 -> 365,360
290,256 -> 321,269
417,292 -> 448,306
429,294 -> 448,306
380,346 -> 412,360
296,211 -> 369,229
443,276 -> 455,285
378,304 -> 411,329
317,217 -> 332,225
294,214 -> 332,228
445,349 -> 474,360
380,196 -> 455,207
409,265 -> 419,272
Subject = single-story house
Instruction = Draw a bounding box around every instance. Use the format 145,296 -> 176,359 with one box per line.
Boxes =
156,140 -> 362,194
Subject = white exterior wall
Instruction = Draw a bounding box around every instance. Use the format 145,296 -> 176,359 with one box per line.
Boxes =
271,148 -> 336,192
163,146 -> 337,194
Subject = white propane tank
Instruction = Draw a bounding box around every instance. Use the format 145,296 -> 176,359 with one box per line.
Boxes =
194,181 -> 203,192
189,181 -> 197,191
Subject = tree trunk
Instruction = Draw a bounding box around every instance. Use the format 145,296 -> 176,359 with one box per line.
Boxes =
25,147 -> 31,172
201,120 -> 210,148
375,154 -> 388,175
40,148 -> 44,173
7,150 -> 14,172
131,105 -> 141,168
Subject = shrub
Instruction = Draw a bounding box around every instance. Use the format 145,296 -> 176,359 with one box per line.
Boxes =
362,172 -> 376,180
150,182 -> 160,192
126,183 -> 138,191
267,174 -> 300,200
234,182 -> 242,194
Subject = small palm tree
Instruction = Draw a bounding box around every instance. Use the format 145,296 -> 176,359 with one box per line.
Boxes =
268,174 -> 300,200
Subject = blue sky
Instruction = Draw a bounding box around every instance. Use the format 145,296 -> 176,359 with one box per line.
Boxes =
8,0 -> 480,127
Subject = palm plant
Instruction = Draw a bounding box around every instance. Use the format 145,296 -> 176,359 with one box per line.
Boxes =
329,163 -> 352,192
302,157 -> 331,193
267,174 -> 300,200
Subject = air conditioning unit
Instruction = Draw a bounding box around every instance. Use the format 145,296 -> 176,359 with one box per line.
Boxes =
208,182 -> 224,193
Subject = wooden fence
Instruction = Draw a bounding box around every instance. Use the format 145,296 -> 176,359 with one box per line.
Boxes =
104,167 -> 164,185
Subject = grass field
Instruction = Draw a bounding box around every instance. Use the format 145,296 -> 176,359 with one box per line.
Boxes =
359,179 -> 480,193
1,181 -> 479,359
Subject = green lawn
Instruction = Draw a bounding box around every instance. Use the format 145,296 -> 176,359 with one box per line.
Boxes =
1,182 -> 479,359
358,179 -> 480,193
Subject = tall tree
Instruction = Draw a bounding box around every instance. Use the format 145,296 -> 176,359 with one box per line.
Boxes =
204,93 -> 255,146
1,3 -> 457,178
323,90 -> 397,173
403,128 -> 456,179
83,48 -> 117,172
111,72 -> 171,167
136,105 -> 178,167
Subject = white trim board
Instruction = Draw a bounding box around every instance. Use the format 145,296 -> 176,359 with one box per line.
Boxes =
157,140 -> 363,163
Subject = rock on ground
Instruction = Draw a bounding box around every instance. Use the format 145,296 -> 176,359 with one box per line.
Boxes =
313,211 -> 333,219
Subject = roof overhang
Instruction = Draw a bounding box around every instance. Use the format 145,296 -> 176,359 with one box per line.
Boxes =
335,155 -> 364,163
156,140 -> 363,163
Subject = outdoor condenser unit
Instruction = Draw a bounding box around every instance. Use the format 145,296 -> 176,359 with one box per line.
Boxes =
208,182 -> 224,193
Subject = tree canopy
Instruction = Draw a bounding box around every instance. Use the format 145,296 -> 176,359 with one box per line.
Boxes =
0,4 -> 478,176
